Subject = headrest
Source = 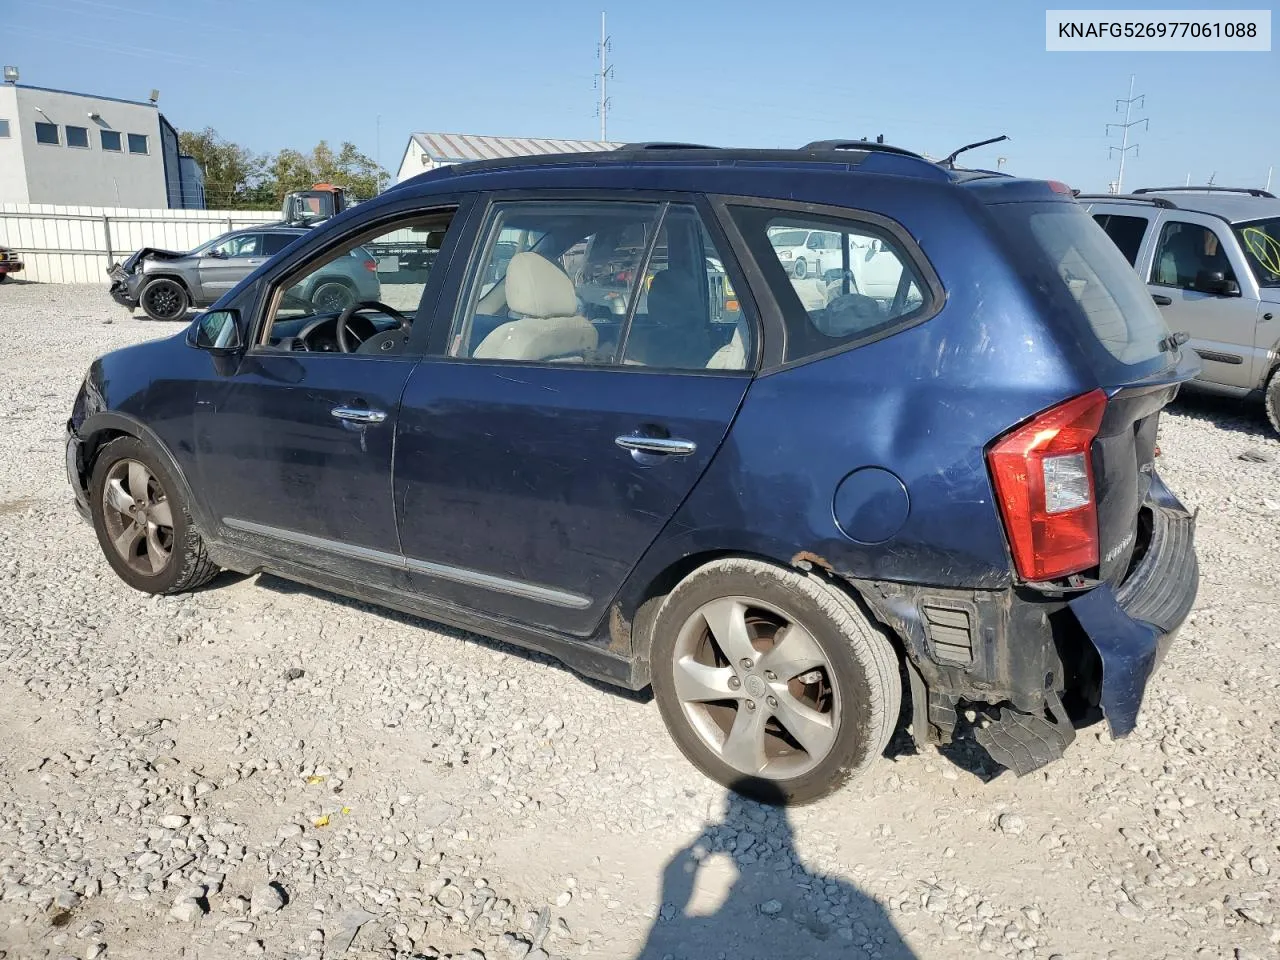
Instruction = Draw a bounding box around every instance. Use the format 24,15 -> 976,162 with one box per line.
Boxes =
505,252 -> 579,318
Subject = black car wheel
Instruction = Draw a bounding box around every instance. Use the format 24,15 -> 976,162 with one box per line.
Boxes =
312,280 -> 356,313
89,436 -> 219,594
650,558 -> 901,805
792,258 -> 808,279
139,278 -> 189,322
1266,367 -> 1280,435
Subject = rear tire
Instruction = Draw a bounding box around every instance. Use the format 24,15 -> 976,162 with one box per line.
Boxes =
650,557 -> 901,805
311,279 -> 356,313
139,277 -> 189,322
1266,367 -> 1280,435
89,436 -> 219,595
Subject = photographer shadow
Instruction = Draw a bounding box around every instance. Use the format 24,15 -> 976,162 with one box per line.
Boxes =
634,781 -> 916,960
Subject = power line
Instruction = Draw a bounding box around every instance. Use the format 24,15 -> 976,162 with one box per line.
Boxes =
1106,74 -> 1148,194
594,12 -> 614,141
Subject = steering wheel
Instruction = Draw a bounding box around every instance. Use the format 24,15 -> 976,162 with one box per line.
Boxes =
336,301 -> 411,354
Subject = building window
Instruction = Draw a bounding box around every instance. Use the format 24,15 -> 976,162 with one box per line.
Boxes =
127,133 -> 148,154
35,121 -> 60,145
66,125 -> 90,148
0,119 -> 10,138
101,130 -> 122,151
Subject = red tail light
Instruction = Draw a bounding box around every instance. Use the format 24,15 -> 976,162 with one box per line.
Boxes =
987,389 -> 1107,581
363,259 -> 377,272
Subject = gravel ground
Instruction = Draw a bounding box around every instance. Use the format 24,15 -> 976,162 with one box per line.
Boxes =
2,282 -> 1279,960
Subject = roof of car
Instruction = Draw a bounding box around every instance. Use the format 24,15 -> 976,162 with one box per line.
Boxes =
1088,188 -> 1280,224
388,142 -> 1033,196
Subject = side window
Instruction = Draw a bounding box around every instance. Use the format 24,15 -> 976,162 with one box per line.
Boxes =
622,204 -> 751,370
259,209 -> 456,354
1092,213 -> 1149,267
1151,220 -> 1238,289
226,234 -> 262,258
449,201 -> 752,371
261,233 -> 297,257
734,206 -> 931,363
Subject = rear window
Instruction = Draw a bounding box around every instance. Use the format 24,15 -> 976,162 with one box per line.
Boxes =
1092,213 -> 1149,266
992,202 -> 1173,375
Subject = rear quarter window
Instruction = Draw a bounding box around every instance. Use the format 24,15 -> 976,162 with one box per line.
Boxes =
990,202 -> 1174,379
729,204 -> 938,364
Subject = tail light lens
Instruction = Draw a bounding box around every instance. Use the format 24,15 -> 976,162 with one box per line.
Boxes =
363,259 -> 377,272
987,389 -> 1107,581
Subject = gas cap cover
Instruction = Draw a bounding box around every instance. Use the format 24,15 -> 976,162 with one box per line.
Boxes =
832,467 -> 910,544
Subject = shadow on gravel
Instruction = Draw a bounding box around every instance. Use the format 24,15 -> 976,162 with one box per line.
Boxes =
1169,390 -> 1275,441
252,573 -> 653,703
634,782 -> 917,959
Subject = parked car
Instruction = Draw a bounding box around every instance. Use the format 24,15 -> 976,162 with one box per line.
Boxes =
1082,186 -> 1280,432
66,142 -> 1200,803
108,225 -> 381,322
0,244 -> 24,282
767,227 -> 845,278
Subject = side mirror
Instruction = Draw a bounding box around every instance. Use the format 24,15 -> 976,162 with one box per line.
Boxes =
186,309 -> 243,353
1194,270 -> 1240,296
204,249 -> 227,259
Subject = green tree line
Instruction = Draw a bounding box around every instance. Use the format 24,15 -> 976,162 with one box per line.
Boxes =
179,128 -> 390,210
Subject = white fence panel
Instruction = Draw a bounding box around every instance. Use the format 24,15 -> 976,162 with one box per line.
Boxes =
0,203 -> 277,284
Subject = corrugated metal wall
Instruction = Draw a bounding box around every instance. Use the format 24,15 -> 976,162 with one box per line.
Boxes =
0,203 -> 277,284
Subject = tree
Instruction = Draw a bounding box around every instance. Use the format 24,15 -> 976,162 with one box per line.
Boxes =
177,128 -> 268,209
180,129 -> 391,210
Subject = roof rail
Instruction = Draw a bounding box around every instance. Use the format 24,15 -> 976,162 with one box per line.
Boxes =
800,139 -> 925,159
616,142 -> 718,151
1075,193 -> 1178,209
1133,185 -> 1276,199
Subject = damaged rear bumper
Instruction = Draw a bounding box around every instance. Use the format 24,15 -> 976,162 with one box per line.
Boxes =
849,486 -> 1198,775
1069,500 -> 1197,737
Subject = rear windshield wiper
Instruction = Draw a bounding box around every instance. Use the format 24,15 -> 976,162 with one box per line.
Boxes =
1159,331 -> 1190,352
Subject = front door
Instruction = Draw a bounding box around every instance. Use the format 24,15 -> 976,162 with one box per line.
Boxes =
395,197 -> 756,635
1147,216 -> 1262,388
197,232 -> 267,302
194,208 -> 462,585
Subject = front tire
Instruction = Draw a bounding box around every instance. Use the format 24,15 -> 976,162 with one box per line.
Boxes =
792,258 -> 808,279
139,278 -> 189,321
89,436 -> 219,594
1266,367 -> 1280,434
650,558 -> 901,805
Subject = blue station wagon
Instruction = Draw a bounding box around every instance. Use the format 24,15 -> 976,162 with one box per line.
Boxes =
66,142 -> 1200,803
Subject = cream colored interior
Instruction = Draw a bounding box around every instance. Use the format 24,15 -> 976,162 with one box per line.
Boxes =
472,252 -> 598,362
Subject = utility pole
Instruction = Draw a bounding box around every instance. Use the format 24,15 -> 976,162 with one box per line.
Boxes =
1107,74 -> 1148,194
596,12 -> 613,141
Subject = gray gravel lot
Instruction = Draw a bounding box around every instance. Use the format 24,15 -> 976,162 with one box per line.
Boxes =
2,282 -> 1279,960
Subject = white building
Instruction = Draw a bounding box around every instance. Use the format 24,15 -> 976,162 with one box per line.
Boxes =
0,75 -> 203,208
396,132 -> 621,183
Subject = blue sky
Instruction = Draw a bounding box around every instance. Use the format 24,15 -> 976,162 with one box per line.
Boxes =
5,0 -> 1277,192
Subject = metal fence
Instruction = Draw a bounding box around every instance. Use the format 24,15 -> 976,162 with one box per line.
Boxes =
0,203 -> 278,284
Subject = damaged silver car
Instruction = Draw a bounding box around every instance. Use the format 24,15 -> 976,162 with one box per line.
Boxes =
108,225 -> 382,321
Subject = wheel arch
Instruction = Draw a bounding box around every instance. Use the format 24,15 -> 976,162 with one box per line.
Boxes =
620,547 -> 905,672
141,271 -> 195,299
78,411 -> 215,537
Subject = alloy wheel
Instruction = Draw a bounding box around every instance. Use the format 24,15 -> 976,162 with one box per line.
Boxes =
672,595 -> 840,780
144,282 -> 184,320
100,459 -> 174,576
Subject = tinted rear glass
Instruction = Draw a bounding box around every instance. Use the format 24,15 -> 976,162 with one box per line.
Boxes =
990,202 -> 1174,378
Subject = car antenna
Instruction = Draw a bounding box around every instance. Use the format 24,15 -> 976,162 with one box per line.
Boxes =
941,134 -> 1010,170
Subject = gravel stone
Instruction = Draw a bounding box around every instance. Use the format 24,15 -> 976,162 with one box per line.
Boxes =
250,883 -> 286,917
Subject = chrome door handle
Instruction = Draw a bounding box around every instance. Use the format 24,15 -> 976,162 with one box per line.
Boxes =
615,434 -> 697,457
331,406 -> 387,424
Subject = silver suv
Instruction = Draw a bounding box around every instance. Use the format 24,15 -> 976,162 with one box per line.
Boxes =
1082,187 -> 1280,432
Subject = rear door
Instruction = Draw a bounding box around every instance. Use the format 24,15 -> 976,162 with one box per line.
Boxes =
1145,215 -> 1262,389
395,195 -> 756,635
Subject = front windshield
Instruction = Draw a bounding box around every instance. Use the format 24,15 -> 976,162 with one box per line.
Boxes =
1235,218 -> 1280,287
769,230 -> 809,247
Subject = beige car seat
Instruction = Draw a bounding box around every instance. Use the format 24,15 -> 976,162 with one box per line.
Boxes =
473,252 -> 597,362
